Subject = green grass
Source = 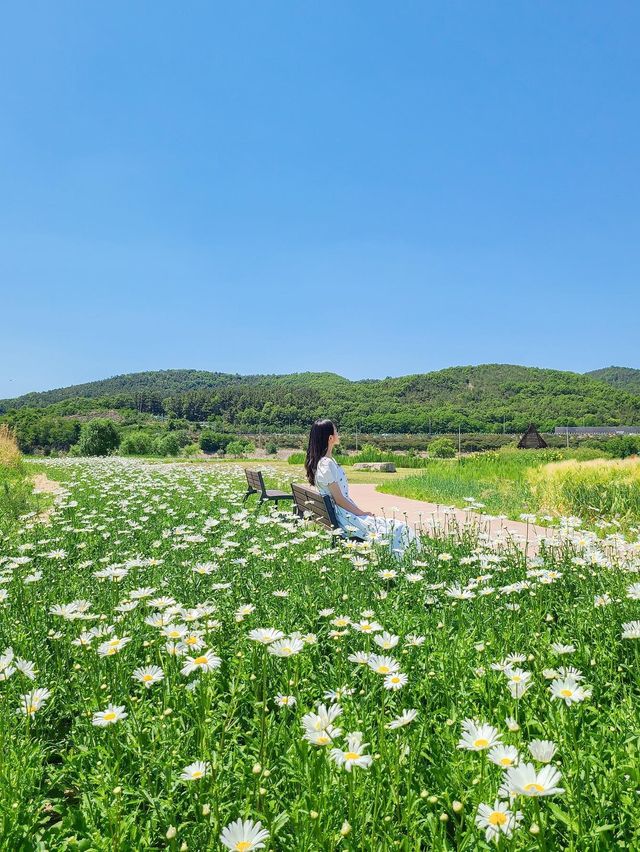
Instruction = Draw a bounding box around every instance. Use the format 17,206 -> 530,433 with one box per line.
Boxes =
0,456 -> 638,849
287,449 -> 436,469
0,457 -> 36,537
375,448 -> 609,521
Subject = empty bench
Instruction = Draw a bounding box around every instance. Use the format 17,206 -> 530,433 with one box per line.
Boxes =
291,482 -> 365,542
243,469 -> 294,508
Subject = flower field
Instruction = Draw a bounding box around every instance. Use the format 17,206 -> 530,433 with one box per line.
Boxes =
1,458 -> 639,850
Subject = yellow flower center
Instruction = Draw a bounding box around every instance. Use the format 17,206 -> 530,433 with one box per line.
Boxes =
488,811 -> 508,826
390,676 -> 401,684
560,689 -> 573,697
235,842 -> 252,851
142,674 -> 154,682
361,625 -> 372,632
474,738 -> 489,748
27,705 -> 37,714
186,636 -> 198,645
511,675 -> 522,682
345,752 -> 360,761
103,712 -> 117,721
378,665 -> 390,674
524,782 -> 545,793
500,757 -> 513,766
316,736 -> 329,744
194,656 -> 208,665
281,647 -> 292,655
192,770 -> 203,778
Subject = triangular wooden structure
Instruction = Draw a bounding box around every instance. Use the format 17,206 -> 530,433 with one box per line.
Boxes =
518,423 -> 548,449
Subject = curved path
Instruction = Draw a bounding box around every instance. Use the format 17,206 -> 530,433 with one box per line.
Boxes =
348,483 -> 553,556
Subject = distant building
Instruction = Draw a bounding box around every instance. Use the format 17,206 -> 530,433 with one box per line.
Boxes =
554,426 -> 640,436
518,424 -> 548,449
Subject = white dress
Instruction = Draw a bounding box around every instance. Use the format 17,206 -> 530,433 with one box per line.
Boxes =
314,456 -> 421,558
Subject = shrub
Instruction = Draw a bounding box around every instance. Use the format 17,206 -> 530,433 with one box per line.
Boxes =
200,431 -> 233,454
266,441 -> 278,455
181,443 -> 201,457
225,440 -> 250,457
77,419 -> 120,457
428,437 -> 456,458
583,436 -> 640,459
120,432 -> 156,456
357,443 -> 384,462
155,433 -> 180,457
172,430 -> 192,449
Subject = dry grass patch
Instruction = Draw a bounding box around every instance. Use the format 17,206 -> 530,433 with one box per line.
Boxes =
529,455 -> 640,523
0,424 -> 21,467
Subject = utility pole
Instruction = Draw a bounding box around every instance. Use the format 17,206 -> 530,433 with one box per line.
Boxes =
458,425 -> 461,455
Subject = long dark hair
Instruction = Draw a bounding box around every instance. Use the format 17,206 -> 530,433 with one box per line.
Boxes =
305,419 -> 336,485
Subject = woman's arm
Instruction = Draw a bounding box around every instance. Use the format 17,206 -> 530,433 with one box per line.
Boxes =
326,481 -> 373,517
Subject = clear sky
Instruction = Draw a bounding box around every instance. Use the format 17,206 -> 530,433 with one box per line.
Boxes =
1,1 -> 639,398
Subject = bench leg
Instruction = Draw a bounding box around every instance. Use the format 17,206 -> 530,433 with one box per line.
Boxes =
243,489 -> 253,502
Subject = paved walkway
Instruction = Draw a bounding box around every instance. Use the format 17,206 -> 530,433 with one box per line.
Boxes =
348,483 -> 552,556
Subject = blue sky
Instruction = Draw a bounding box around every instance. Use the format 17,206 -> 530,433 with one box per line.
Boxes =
1,1 -> 639,398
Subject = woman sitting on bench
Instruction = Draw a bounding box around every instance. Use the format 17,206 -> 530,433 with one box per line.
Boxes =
305,419 -> 421,559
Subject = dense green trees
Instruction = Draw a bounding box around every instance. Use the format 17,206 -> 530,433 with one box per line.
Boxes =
76,420 -> 120,456
3,409 -> 81,454
199,431 -> 233,454
2,365 -> 640,455
586,367 -> 640,394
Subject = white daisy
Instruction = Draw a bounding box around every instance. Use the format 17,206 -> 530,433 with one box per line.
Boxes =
92,703 -> 128,727
476,800 -> 523,843
220,818 -> 269,851
386,709 -> 418,729
132,665 -> 164,688
330,732 -> 373,772
180,760 -> 210,781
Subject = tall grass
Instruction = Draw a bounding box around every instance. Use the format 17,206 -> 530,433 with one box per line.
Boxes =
0,425 -> 32,534
376,448 -> 608,519
0,424 -> 21,467
529,456 -> 640,523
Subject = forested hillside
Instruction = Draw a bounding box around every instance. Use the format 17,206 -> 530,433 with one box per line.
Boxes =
586,366 -> 640,395
2,364 -> 640,437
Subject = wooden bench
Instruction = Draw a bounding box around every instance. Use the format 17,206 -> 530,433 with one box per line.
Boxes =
291,482 -> 365,542
243,469 -> 294,508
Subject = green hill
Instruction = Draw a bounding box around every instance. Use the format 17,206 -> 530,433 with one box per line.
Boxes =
585,366 -> 640,395
2,364 -> 640,434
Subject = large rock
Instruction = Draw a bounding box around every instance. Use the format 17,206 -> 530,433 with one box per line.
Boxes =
352,462 -> 396,472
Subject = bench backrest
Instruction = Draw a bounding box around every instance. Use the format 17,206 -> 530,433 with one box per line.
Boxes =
245,469 -> 266,495
291,482 -> 340,531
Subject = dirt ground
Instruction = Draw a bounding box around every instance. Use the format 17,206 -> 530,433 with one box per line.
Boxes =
31,473 -> 64,524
